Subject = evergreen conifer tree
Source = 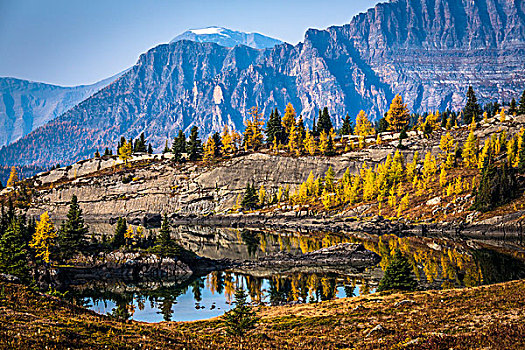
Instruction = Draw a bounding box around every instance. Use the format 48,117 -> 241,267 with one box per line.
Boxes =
156,214 -> 179,258
324,133 -> 335,156
172,130 -> 187,162
0,216 -> 30,282
187,126 -> 203,161
111,217 -> 127,249
212,132 -> 222,157
509,98 -> 518,116
57,195 -> 88,260
265,108 -> 284,145
377,249 -> 417,292
148,144 -> 153,154
463,86 -> 482,124
317,107 -> 333,135
518,89 -> 525,115
222,288 -> 259,337
241,183 -> 258,210
340,113 -> 353,135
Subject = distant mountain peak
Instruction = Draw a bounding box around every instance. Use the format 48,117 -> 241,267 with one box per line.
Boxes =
171,26 -> 284,49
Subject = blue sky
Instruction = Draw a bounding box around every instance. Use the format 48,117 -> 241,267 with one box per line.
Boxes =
0,0 -> 379,86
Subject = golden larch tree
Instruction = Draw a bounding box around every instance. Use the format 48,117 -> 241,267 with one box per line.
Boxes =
243,106 -> 264,151
282,103 -> 297,136
355,110 -> 374,137
386,94 -> 410,132
6,166 -> 19,188
30,212 -> 57,264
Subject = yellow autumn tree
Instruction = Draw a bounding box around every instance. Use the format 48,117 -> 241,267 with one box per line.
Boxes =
282,103 -> 297,136
304,129 -> 317,155
203,137 -> 217,162
243,106 -> 264,151
221,125 -> 237,156
258,185 -> 266,206
319,131 -> 329,155
355,110 -> 374,137
6,166 -> 19,188
385,94 -> 410,132
118,139 -> 133,165
462,130 -> 478,167
288,122 -> 303,155
29,212 -> 56,264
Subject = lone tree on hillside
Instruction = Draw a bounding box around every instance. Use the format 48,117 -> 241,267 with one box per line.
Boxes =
377,249 -> 417,292
57,195 -> 88,260
463,86 -> 482,125
385,95 -> 410,132
222,287 -> 259,337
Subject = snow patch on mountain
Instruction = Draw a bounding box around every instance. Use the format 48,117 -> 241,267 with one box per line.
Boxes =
171,26 -> 284,49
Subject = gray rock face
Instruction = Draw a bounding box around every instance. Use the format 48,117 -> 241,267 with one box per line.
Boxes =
2,0 -> 524,168
0,74 -> 121,147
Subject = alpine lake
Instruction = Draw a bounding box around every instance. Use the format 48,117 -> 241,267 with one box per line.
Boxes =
62,224 -> 525,323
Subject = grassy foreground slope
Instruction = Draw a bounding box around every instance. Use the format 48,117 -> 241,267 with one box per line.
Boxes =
0,279 -> 524,349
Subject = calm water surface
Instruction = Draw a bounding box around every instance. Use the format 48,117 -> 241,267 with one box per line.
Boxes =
75,225 -> 525,322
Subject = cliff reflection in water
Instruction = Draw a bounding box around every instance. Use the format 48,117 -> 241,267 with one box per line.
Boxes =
78,224 -> 525,322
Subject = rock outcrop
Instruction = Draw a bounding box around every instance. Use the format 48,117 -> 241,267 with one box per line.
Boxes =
2,0 -> 524,167
232,243 -> 382,277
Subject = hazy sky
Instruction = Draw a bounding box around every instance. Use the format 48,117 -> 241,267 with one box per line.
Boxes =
0,0 -> 379,86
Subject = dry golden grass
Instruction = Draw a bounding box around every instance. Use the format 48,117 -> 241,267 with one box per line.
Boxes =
1,279 -> 524,349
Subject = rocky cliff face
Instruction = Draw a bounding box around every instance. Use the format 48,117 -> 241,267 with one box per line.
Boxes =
1,0 -> 524,167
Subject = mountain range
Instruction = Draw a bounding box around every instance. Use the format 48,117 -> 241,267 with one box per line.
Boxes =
0,74 -> 120,147
1,0 -> 524,168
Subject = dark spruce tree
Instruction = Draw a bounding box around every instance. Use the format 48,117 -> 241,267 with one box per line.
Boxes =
57,195 -> 89,260
318,107 -> 333,135
111,217 -> 126,249
172,130 -> 187,162
156,214 -> 180,258
473,160 -> 519,213
340,113 -> 353,135
509,98 -> 518,116
222,288 -> 259,337
0,214 -> 31,283
377,249 -> 417,292
186,126 -> 203,161
212,132 -> 222,157
463,86 -> 482,124
376,117 -> 389,134
519,89 -> 525,115
147,144 -> 153,154
134,132 -> 147,153
265,108 -> 285,145
324,133 -> 335,156
241,183 -> 258,210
